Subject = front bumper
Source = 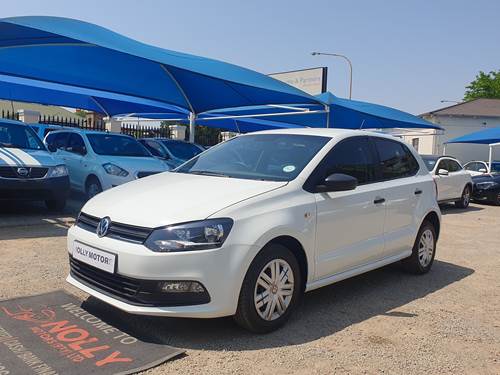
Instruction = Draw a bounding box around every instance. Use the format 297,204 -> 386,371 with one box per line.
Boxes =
0,176 -> 70,201
472,187 -> 500,203
66,225 -> 257,318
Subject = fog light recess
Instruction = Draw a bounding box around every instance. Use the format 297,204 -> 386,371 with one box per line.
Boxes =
158,281 -> 206,293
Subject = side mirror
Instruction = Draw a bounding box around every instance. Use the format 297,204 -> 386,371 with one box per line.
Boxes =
46,143 -> 57,153
316,173 -> 358,193
437,169 -> 449,176
478,168 -> 487,173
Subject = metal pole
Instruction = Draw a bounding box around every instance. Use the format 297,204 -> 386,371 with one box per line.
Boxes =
189,112 -> 196,143
325,104 -> 330,128
442,144 -> 446,155
489,145 -> 493,172
311,52 -> 353,99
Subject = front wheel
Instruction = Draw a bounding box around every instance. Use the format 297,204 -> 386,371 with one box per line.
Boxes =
402,221 -> 437,274
85,177 -> 102,200
455,185 -> 471,208
234,244 -> 302,333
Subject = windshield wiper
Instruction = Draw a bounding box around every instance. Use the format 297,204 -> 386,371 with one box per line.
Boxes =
188,170 -> 230,178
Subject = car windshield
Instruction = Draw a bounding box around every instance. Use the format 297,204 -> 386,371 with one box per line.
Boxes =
176,134 -> 330,181
421,156 -> 438,171
490,162 -> 500,174
87,133 -> 151,157
161,140 -> 203,160
0,122 -> 45,150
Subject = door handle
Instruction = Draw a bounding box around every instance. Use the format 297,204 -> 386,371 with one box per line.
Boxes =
414,189 -> 423,195
374,197 -> 385,204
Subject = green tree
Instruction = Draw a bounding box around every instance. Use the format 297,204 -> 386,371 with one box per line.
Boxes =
464,70 -> 500,101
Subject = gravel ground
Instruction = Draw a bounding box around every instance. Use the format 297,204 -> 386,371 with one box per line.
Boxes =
0,202 -> 498,375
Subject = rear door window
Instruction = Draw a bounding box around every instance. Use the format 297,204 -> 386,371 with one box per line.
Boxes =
447,159 -> 462,172
46,132 -> 69,150
373,138 -> 419,180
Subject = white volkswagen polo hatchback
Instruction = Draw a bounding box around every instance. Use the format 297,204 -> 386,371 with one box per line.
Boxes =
67,129 -> 441,333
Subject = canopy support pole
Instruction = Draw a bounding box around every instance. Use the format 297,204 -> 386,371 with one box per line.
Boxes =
489,145 -> 493,171
443,144 -> 446,155
189,112 -> 196,143
325,104 -> 330,128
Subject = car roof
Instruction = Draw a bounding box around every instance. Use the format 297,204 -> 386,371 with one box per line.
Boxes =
249,128 -> 404,141
0,118 -> 29,126
421,154 -> 458,160
48,129 -> 131,137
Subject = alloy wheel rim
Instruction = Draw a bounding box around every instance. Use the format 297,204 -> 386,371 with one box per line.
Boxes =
463,187 -> 470,205
254,259 -> 294,321
418,229 -> 434,267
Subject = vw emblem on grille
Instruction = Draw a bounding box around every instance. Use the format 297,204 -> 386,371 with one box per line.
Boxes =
17,167 -> 29,177
96,217 -> 111,237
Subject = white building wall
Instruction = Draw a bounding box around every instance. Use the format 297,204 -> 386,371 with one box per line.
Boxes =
425,115 -> 500,164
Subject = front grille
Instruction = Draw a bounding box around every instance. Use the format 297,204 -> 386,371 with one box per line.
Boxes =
76,212 -> 152,244
0,166 -> 48,179
70,257 -> 210,307
137,171 -> 159,179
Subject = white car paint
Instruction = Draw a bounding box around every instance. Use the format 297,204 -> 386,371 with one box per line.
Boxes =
67,128 -> 440,321
44,129 -> 168,195
425,156 -> 472,202
463,160 -> 495,176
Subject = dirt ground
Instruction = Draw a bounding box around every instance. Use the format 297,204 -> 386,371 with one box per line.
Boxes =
0,201 -> 499,375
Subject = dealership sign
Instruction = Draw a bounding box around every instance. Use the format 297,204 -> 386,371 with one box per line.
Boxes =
269,67 -> 327,95
0,291 -> 183,374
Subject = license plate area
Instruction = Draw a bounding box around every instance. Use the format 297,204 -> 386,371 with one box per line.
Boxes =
72,241 -> 117,274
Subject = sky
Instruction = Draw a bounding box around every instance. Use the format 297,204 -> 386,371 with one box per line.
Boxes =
2,0 -> 499,115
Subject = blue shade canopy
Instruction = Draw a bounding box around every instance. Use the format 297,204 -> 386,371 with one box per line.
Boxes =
446,127 -> 500,145
155,92 -> 441,130
0,16 -> 320,116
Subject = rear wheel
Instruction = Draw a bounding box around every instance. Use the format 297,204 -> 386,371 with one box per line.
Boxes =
45,199 -> 66,211
402,221 -> 436,274
234,244 -> 302,333
85,176 -> 102,200
455,185 -> 471,208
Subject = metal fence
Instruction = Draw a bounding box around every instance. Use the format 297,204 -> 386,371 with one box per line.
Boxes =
1,110 -> 20,120
38,115 -> 106,131
1,111 -> 224,145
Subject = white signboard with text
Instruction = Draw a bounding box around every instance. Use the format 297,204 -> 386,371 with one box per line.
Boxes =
269,67 -> 327,95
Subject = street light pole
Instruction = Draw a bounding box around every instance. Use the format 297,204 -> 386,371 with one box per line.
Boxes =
311,51 -> 353,99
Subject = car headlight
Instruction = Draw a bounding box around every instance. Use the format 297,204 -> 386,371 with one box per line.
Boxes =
144,218 -> 233,252
103,163 -> 129,177
476,181 -> 499,190
47,164 -> 68,178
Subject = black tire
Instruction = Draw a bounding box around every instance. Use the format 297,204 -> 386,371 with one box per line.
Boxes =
85,176 -> 102,200
234,244 -> 302,333
402,221 -> 437,274
455,185 -> 471,208
45,199 -> 66,211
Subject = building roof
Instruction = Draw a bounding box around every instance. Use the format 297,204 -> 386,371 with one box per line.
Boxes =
0,100 -> 80,120
421,98 -> 500,118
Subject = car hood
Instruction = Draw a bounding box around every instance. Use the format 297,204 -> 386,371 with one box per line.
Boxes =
472,174 -> 500,184
82,172 -> 288,227
0,147 -> 61,167
101,156 -> 169,172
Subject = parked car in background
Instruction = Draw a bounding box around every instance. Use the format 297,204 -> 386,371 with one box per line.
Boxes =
30,123 -> 64,139
138,138 -> 205,168
471,174 -> 500,205
68,129 -> 441,333
464,160 -> 500,176
0,119 -> 69,210
45,129 -> 169,199
421,155 -> 472,208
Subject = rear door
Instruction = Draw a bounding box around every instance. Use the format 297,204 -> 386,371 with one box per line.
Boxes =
446,159 -> 467,199
313,136 -> 386,278
63,133 -> 87,190
434,158 -> 453,200
372,137 -> 423,257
